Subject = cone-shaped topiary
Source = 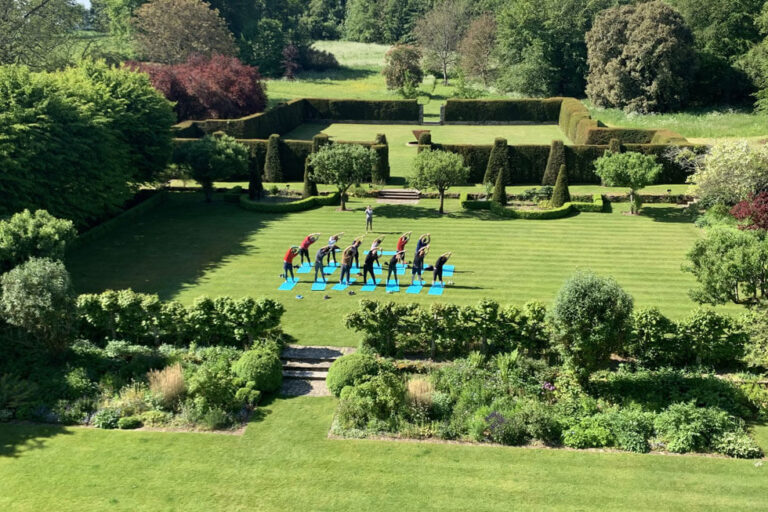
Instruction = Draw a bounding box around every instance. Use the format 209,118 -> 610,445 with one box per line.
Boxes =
248,144 -> 265,200
302,158 -> 318,197
312,133 -> 330,152
542,140 -> 565,186
551,164 -> 571,207
418,131 -> 432,145
493,165 -> 507,206
483,137 -> 508,185
265,134 -> 282,182
608,138 -> 621,154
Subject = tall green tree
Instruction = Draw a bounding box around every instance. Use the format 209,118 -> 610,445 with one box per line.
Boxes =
175,134 -> 249,202
593,151 -> 662,214
586,1 -> 696,113
0,210 -> 77,273
410,149 -> 470,214
413,0 -> 468,85
309,144 -> 377,211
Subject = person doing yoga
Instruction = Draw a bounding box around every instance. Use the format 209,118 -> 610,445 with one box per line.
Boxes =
362,247 -> 381,285
411,245 -> 429,285
313,246 -> 331,283
282,246 -> 299,282
414,233 -> 430,260
386,250 -> 405,285
326,232 -> 343,265
432,252 -> 452,286
370,235 -> 384,252
339,244 -> 356,285
351,236 -> 364,268
396,232 -> 411,253
299,233 -> 320,265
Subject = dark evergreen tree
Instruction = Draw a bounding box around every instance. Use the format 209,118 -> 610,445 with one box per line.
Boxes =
303,159 -> 318,198
493,166 -> 507,206
551,165 -> 571,207
542,140 -> 565,186
608,138 -> 622,154
264,134 -> 282,182
484,138 -> 508,185
248,144 -> 265,200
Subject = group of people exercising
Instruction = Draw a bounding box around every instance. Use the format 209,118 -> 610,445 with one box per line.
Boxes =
282,232 -> 452,287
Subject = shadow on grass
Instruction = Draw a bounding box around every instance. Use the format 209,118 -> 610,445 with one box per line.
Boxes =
66,192 -> 268,300
293,67 -> 378,82
642,206 -> 695,224
0,423 -> 72,458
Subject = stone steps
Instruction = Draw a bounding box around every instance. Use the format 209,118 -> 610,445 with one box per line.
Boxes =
378,189 -> 420,203
280,344 -> 356,397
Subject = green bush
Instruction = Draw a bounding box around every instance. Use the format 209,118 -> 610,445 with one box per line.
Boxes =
92,408 -> 121,429
483,138 -> 508,185
0,210 -> 77,273
624,307 -> 680,368
117,415 -> 143,429
139,410 -> 172,427
676,308 -> 747,369
264,134 -> 283,182
715,431 -> 763,459
542,140 -> 565,186
549,271 -> 634,384
550,165 -> 570,208
607,408 -> 655,453
653,402 -> 736,454
562,414 -> 613,449
336,373 -> 406,431
327,353 -> 385,397
232,347 -> 282,393
460,193 -> 491,210
492,168 -> 507,205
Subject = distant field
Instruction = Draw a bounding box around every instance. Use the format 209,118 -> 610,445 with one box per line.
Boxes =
66,193 -> 734,345
284,123 -> 567,178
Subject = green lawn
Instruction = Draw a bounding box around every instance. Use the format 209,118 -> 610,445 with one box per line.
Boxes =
65,193 -> 734,345
1,397 -> 766,511
284,123 -> 567,179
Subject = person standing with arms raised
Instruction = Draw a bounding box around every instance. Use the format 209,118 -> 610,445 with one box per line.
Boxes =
299,233 -> 320,266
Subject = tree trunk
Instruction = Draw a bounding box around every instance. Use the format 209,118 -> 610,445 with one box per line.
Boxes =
339,187 -> 346,211
439,191 -> 445,214
443,59 -> 449,85
204,182 -> 213,202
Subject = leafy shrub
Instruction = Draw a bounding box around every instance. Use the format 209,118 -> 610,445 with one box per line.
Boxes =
0,210 -> 76,273
327,353 -> 386,397
175,134 -> 249,202
549,271 -> 634,384
0,257 -> 74,351
607,408 -> 655,453
383,45 -> 423,91
118,416 -> 143,429
518,399 -> 563,445
336,373 -> 406,431
676,308 -> 747,368
550,165 -> 570,208
0,374 -> 38,417
653,402 -> 736,454
200,407 -> 232,430
184,347 -> 241,413
139,410 -> 172,427
148,363 -> 186,408
562,414 -> 613,449
92,408 -> 121,429
231,347 -> 282,393
129,55 -> 267,121
625,307 -> 680,367
53,398 -> 97,425
714,431 -> 763,459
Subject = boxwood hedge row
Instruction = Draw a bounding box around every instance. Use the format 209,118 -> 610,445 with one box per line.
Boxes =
238,191 -> 340,213
461,194 -> 604,219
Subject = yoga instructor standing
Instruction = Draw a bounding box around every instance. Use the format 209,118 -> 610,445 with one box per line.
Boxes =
365,205 -> 373,232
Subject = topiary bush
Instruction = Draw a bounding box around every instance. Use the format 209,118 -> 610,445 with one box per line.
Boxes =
483,138 -> 508,185
327,353 -> 386,397
118,416 -> 143,429
542,140 -> 565,186
265,134 -> 282,182
492,167 -> 507,206
550,165 -> 570,208
231,346 -> 283,393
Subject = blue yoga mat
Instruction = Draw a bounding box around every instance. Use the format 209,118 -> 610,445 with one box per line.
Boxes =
364,250 -> 397,256
428,283 -> 445,296
405,284 -> 422,294
386,280 -> 400,293
311,281 -> 327,291
361,283 -> 377,292
332,278 -> 356,291
323,265 -> 338,274
296,263 -> 312,274
278,278 -> 299,291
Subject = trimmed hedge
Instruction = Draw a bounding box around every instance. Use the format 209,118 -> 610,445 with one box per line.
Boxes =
460,193 -> 492,210
303,98 -> 419,121
542,140 -> 565,186
444,99 -> 562,123
478,194 -> 604,220
173,99 -> 305,139
238,192 -> 340,213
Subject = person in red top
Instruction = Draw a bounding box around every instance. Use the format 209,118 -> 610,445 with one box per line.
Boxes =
396,232 -> 412,253
299,233 -> 320,265
282,246 -> 299,282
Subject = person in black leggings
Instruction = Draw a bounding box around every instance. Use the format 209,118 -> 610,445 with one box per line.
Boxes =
411,245 -> 429,285
362,248 -> 380,285
386,251 -> 405,285
432,252 -> 452,286
351,237 -> 363,268
313,246 -> 331,283
339,244 -> 356,285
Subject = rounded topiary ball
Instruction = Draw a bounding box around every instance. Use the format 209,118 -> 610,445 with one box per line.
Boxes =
326,353 -> 382,397
232,348 -> 283,393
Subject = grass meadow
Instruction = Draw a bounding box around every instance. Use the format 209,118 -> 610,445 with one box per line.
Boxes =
1,397 -> 766,511
65,193 -> 732,345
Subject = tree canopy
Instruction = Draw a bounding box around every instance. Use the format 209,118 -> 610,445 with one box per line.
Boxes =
309,144 -> 378,211
410,149 -> 469,214
593,151 -> 662,214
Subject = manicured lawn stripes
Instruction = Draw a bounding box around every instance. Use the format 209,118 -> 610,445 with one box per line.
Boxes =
66,193 -> 740,346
